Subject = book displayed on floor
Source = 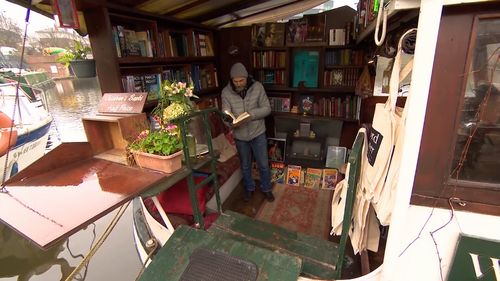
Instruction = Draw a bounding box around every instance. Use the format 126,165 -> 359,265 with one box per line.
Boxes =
304,168 -> 322,189
270,162 -> 285,184
286,165 -> 302,186
322,168 -> 338,190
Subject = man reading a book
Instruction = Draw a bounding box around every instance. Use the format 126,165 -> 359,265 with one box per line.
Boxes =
221,62 -> 274,202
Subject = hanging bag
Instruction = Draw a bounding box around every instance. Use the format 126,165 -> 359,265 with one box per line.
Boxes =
360,29 -> 415,204
373,29 -> 416,225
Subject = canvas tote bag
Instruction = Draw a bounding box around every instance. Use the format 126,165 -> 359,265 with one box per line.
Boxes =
360,29 -> 415,205
373,31 -> 416,225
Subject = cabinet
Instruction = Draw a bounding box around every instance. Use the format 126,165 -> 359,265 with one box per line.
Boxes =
84,6 -> 220,108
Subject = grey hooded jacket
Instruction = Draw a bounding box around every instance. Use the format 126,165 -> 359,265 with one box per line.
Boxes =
221,79 -> 271,141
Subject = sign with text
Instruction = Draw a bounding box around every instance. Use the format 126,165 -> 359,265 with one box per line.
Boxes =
98,93 -> 147,114
447,234 -> 500,281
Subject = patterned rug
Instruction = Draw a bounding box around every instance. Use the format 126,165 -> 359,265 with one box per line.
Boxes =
255,184 -> 333,240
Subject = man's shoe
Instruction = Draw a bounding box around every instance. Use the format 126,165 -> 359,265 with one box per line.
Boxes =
243,190 -> 253,202
263,191 -> 275,202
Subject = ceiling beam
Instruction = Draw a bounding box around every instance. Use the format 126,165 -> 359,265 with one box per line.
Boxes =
189,0 -> 274,23
163,0 -> 209,16
214,0 -> 304,28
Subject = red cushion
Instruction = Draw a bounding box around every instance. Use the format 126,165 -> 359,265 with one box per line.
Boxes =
157,176 -> 209,216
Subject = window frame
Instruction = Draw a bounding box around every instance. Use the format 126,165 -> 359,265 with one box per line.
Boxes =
411,4 -> 500,216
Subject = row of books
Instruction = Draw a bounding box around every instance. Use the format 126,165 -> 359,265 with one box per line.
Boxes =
255,70 -> 286,85
113,27 -> 215,59
161,65 -> 218,92
324,68 -> 361,88
357,0 -> 378,30
270,162 -> 340,190
252,51 -> 287,68
314,95 -> 362,120
328,22 -> 355,46
268,97 -> 291,113
191,65 -> 219,92
113,26 -> 156,58
121,73 -> 160,100
325,49 -> 364,66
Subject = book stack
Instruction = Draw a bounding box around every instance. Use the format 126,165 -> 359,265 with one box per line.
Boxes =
268,97 -> 291,112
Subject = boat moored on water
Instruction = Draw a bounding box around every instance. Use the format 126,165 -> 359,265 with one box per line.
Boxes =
0,82 -> 52,183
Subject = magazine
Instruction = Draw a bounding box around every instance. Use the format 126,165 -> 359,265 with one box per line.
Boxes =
304,168 -> 322,189
286,165 -> 301,186
322,168 -> 338,190
270,162 -> 285,184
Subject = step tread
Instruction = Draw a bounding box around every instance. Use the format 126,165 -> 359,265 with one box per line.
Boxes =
138,225 -> 302,281
208,210 -> 351,279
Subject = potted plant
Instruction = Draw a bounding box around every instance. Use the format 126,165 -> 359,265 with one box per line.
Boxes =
128,125 -> 183,173
56,41 -> 96,78
152,80 -> 197,124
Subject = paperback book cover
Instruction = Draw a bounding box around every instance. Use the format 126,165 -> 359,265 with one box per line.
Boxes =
265,22 -> 285,47
268,138 -> 286,162
304,168 -> 322,189
299,95 -> 314,115
292,50 -> 319,88
270,162 -> 286,184
286,165 -> 302,186
322,168 -> 338,190
251,23 -> 266,47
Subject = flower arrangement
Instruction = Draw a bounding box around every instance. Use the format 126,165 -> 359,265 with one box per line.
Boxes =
129,124 -> 182,156
153,80 -> 197,123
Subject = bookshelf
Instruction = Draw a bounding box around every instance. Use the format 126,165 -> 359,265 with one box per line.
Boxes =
84,7 -> 220,107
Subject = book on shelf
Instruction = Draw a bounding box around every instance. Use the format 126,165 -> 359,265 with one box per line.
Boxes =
270,162 -> 286,184
305,13 -> 326,42
325,146 -> 347,169
304,168 -> 322,189
292,50 -> 319,88
224,110 -> 251,126
251,23 -> 266,47
265,22 -> 285,47
268,138 -> 286,162
322,168 -> 338,190
286,18 -> 308,44
121,73 -> 161,101
329,28 -> 346,46
286,165 -> 301,186
268,96 -> 291,112
299,95 -> 314,115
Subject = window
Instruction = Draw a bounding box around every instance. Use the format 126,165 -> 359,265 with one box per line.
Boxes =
412,5 -> 500,216
449,17 -> 500,185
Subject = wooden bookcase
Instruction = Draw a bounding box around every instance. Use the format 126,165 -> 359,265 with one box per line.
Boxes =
83,6 -> 220,109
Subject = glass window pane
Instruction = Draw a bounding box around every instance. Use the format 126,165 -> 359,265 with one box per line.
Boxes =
450,17 -> 500,184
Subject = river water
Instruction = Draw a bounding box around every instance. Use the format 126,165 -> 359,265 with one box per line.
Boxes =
0,77 -> 143,281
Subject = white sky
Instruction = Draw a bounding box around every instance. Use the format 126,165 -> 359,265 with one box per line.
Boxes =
0,0 -> 56,35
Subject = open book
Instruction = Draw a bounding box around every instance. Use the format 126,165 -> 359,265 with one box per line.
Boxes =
224,110 -> 251,126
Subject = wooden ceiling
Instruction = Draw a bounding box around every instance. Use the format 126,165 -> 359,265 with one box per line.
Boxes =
8,0 -> 330,28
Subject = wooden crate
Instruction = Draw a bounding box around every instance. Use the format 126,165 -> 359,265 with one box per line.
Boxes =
82,113 -> 149,163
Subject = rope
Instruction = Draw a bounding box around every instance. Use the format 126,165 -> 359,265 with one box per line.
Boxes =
134,239 -> 159,281
64,200 -> 131,281
374,0 -> 388,46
